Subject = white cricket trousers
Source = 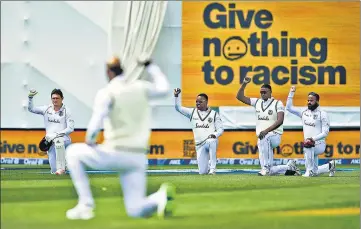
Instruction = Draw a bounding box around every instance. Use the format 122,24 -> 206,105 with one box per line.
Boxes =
196,138 -> 218,174
65,143 -> 159,218
48,139 -> 71,173
257,133 -> 289,175
303,142 -> 330,175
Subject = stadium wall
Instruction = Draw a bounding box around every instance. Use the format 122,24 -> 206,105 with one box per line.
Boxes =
1,129 -> 359,165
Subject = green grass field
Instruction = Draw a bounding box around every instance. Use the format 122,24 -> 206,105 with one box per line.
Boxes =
1,164 -> 360,229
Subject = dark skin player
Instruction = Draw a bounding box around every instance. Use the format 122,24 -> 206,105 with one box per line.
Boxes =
174,88 -> 216,139
236,76 -> 284,140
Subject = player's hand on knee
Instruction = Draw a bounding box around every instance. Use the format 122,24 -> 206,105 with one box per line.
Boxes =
28,89 -> 38,98
45,133 -> 57,142
303,138 -> 315,148
258,130 -> 268,140
174,88 -> 181,97
208,134 -> 216,139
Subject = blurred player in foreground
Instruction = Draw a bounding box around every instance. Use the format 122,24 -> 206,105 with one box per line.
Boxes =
65,56 -> 175,220
28,88 -> 74,175
174,89 -> 224,175
236,77 -> 300,176
286,86 -> 336,177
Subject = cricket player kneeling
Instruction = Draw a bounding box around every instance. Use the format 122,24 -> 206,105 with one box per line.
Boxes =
29,89 -> 74,174
236,77 -> 301,176
65,56 -> 175,220
174,88 -> 224,175
286,86 -> 336,177
39,134 -> 67,175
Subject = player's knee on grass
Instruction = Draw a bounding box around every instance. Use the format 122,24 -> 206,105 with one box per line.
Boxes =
199,167 -> 209,175
198,162 -> 208,175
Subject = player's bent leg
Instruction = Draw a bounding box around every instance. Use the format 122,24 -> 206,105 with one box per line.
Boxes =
269,165 -> 289,175
313,143 -> 336,176
54,137 -> 66,175
120,166 -> 156,218
269,160 -> 300,176
258,134 -> 279,176
207,139 -> 218,175
63,139 -> 71,172
303,147 -> 316,177
311,143 -> 324,175
65,143 -> 97,220
268,135 -> 300,176
196,144 -> 209,175
120,153 -> 175,218
47,146 -> 57,174
257,139 -> 269,175
313,155 -> 319,175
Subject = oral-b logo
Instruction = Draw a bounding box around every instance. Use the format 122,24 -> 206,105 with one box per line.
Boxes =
201,2 -> 347,86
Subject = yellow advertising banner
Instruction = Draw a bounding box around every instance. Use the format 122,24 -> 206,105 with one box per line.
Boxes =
182,2 -> 360,107
0,130 -> 359,159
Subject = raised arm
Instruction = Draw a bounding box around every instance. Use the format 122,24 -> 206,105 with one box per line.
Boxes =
27,90 -> 48,115
285,86 -> 302,118
85,89 -> 112,145
236,76 -> 252,105
312,111 -> 330,141
174,88 -> 194,119
57,108 -> 75,136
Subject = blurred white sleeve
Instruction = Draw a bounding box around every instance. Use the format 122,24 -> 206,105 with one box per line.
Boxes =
144,64 -> 170,98
85,89 -> 112,144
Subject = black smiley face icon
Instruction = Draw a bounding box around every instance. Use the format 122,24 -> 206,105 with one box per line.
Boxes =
281,144 -> 294,157
222,36 -> 248,61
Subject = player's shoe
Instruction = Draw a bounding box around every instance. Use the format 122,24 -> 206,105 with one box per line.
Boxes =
157,183 -> 176,219
258,167 -> 270,176
55,169 -> 66,175
286,160 -> 301,176
208,169 -> 216,175
329,160 -> 336,177
66,204 -> 94,220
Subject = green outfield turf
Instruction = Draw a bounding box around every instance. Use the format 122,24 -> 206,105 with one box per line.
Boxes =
1,165 -> 360,229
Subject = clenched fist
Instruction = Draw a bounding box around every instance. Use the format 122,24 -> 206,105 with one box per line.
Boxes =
174,88 -> 181,97
243,77 -> 251,84
290,86 -> 296,93
28,89 -> 38,98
